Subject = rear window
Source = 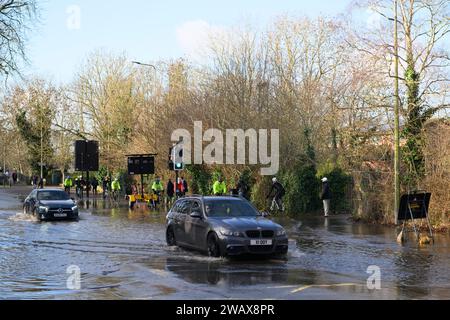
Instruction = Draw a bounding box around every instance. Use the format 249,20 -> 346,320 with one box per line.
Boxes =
37,191 -> 70,201
204,199 -> 259,218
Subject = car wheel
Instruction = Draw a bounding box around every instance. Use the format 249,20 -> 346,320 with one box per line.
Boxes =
207,232 -> 222,258
32,208 -> 41,221
166,227 -> 176,246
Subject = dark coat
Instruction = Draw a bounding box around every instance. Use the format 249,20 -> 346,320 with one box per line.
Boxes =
321,182 -> 332,200
167,181 -> 174,197
269,182 -> 285,198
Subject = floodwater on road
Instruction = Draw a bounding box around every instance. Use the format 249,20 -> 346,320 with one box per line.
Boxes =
0,187 -> 449,300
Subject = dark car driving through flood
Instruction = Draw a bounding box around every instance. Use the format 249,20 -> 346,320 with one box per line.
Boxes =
166,196 -> 288,257
23,188 -> 79,221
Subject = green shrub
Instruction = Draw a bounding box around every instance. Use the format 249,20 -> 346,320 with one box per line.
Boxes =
186,164 -> 212,195
281,158 -> 321,214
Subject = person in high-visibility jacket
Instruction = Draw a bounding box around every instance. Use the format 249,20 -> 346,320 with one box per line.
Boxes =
111,178 -> 121,191
64,176 -> 73,195
111,178 -> 121,201
151,177 -> 164,208
151,177 -> 164,194
213,176 -> 227,196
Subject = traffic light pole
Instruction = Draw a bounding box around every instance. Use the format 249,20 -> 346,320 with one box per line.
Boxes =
84,141 -> 90,199
175,171 -> 179,198
171,141 -> 183,198
394,0 -> 400,225
141,173 -> 144,198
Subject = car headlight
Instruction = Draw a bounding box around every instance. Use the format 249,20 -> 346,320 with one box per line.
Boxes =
38,206 -> 49,213
71,206 -> 78,212
220,228 -> 243,237
276,229 -> 286,236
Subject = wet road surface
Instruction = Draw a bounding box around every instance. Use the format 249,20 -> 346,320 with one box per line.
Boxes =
1,186 -> 449,299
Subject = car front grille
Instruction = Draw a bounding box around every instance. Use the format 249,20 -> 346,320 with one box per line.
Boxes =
48,208 -> 73,214
246,230 -> 261,238
261,230 -> 274,238
246,230 -> 274,238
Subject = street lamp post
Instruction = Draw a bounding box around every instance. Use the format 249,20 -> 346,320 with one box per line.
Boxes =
132,61 -> 156,70
132,60 -> 158,152
40,124 -> 43,180
394,0 -> 400,225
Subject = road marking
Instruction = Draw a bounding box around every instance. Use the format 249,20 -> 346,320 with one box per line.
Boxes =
291,283 -> 363,293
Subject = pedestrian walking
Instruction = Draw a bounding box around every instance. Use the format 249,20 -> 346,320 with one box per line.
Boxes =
266,177 -> 285,212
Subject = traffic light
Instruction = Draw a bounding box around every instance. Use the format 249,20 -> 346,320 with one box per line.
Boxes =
174,161 -> 184,170
172,144 -> 184,171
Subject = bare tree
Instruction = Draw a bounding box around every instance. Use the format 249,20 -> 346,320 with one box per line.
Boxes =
0,0 -> 38,78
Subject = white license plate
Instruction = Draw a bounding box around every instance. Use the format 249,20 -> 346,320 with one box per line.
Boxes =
54,213 -> 67,218
250,239 -> 272,246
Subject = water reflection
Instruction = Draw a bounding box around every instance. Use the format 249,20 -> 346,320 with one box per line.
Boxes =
164,257 -> 289,286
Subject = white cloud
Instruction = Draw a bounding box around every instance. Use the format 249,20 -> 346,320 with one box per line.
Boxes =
176,20 -> 225,58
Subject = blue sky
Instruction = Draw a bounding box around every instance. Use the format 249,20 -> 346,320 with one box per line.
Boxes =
23,0 -> 354,84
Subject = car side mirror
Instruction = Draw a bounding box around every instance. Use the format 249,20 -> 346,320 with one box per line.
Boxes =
260,211 -> 270,217
190,211 -> 203,219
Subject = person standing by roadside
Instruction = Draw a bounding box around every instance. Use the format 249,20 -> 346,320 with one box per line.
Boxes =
151,177 -> 164,209
38,177 -> 44,189
102,176 -> 110,199
12,171 -> 17,185
5,170 -> 11,188
236,177 -> 250,200
91,177 -> 98,196
321,177 -> 332,217
111,178 -> 121,201
75,176 -> 83,199
212,176 -> 227,196
181,177 -> 188,196
64,176 -> 73,195
175,177 -> 184,198
166,179 -> 174,207
32,175 -> 38,188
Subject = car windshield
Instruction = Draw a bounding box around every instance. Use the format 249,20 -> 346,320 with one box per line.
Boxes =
37,190 -> 70,201
204,199 -> 259,218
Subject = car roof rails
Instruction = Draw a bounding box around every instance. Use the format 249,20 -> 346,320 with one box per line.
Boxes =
189,194 -> 205,198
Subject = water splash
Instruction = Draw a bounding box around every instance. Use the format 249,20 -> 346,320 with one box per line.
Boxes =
8,212 -> 39,223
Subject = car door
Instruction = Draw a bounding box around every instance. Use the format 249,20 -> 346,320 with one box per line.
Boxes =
184,200 -> 209,249
173,199 -> 191,244
26,190 -> 37,213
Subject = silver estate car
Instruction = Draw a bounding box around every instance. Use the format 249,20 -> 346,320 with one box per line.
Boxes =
166,196 -> 288,257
